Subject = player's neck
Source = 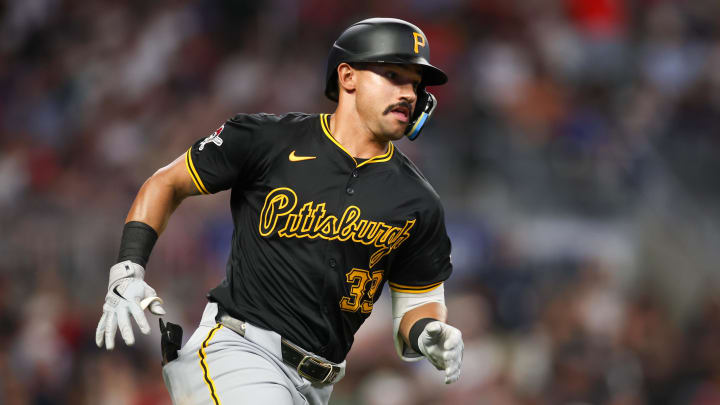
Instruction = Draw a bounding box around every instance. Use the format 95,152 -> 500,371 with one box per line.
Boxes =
328,109 -> 389,160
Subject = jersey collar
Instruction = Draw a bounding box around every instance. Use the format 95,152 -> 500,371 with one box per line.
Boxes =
320,114 -> 394,168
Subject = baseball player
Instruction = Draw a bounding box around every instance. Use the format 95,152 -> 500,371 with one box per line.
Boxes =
96,18 -> 463,405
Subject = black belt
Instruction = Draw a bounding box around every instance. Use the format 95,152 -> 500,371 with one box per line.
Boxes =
215,308 -> 341,384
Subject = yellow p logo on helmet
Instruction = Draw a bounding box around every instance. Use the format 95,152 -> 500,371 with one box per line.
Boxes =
413,32 -> 426,54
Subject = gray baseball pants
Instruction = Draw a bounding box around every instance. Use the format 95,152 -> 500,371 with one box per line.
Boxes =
162,302 -> 344,405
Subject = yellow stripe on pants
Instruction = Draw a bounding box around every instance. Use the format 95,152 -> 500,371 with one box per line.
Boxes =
198,324 -> 223,405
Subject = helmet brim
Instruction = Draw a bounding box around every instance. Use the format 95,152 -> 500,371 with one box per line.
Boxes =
419,64 -> 448,87
324,58 -> 448,101
346,52 -> 448,86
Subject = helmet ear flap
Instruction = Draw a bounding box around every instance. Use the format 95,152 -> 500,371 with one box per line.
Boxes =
405,89 -> 437,141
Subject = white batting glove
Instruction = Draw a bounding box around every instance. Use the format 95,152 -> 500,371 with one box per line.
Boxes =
417,321 -> 464,384
95,260 -> 166,350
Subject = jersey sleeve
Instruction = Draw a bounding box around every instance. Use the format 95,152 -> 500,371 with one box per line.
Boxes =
185,114 -> 271,194
388,201 -> 452,293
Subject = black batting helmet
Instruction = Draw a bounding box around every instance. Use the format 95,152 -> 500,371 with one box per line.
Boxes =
324,17 -> 448,102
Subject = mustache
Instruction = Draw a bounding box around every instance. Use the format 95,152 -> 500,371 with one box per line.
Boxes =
383,101 -> 413,115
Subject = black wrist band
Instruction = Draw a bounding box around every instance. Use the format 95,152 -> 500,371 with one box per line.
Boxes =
117,221 -> 158,267
409,317 -> 437,354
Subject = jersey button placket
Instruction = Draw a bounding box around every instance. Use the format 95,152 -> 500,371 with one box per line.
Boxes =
346,167 -> 358,196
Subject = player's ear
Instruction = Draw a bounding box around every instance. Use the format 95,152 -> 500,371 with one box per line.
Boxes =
337,63 -> 357,96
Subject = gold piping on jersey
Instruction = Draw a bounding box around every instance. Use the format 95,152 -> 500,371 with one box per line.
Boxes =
185,148 -> 210,194
320,114 -> 394,168
198,324 -> 223,405
388,281 -> 443,293
259,187 -> 415,268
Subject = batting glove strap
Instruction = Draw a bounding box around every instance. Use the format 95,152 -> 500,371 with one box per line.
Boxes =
417,321 -> 464,384
108,260 -> 145,287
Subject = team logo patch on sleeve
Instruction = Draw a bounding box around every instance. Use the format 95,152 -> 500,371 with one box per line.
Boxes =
199,125 -> 225,150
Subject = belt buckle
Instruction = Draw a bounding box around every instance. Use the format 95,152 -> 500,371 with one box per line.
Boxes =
297,355 -> 336,384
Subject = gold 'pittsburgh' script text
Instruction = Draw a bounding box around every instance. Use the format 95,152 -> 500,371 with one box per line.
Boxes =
259,187 -> 415,268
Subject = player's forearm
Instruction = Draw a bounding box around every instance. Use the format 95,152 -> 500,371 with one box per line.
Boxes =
398,302 -> 447,347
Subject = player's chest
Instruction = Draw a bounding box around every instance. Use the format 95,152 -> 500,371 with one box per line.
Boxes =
246,141 -> 421,269
251,162 -> 418,269
257,148 -> 411,223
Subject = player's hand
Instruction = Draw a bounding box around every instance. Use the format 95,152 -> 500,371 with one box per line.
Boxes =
95,260 -> 166,350
418,321 -> 464,384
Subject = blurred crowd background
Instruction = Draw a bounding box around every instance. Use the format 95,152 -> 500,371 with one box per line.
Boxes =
3,0 -> 720,404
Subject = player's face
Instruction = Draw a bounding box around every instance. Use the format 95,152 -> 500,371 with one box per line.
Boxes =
354,64 -> 422,141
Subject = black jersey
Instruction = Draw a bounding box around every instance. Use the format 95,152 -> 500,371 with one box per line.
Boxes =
185,113 -> 452,363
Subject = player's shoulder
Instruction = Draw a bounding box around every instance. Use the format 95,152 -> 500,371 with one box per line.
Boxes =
220,112 -> 319,149
227,112 -> 317,129
391,146 -> 442,203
